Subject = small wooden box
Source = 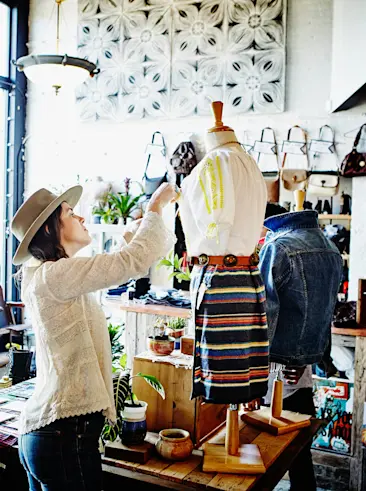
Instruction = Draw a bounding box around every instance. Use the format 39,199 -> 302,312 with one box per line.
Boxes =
132,352 -> 227,444
180,335 -> 194,356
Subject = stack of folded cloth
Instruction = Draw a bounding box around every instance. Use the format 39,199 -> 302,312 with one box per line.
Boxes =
139,289 -> 191,309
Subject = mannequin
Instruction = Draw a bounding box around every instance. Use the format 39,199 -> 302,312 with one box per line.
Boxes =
178,102 -> 269,472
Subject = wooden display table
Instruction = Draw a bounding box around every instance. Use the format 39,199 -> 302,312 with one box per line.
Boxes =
102,421 -> 323,490
104,300 -> 191,369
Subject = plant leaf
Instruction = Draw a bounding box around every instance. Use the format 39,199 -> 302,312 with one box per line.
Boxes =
168,272 -> 176,280
119,353 -> 127,369
137,373 -> 165,400
157,259 -> 173,268
113,372 -> 130,412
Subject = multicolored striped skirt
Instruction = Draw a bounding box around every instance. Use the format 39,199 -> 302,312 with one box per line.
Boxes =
191,264 -> 269,404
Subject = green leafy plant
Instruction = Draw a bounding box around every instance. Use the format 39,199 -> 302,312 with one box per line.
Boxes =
107,323 -> 125,371
92,205 -> 119,224
101,355 -> 165,443
156,251 -> 191,283
108,192 -> 143,225
167,317 -> 186,331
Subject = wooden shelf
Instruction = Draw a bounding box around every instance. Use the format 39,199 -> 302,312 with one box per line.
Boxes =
318,214 -> 352,221
332,326 -> 366,337
104,300 -> 191,318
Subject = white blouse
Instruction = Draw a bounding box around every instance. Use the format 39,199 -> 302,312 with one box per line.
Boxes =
19,212 -> 176,435
178,143 -> 267,257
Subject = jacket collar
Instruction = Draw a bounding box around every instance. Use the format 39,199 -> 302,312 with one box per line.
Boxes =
264,211 -> 319,233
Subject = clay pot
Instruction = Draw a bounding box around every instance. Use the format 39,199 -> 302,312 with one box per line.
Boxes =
147,336 -> 175,356
155,429 -> 193,461
166,328 -> 185,339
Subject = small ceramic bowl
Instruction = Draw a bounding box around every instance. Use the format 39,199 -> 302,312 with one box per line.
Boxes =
147,336 -> 175,356
155,429 -> 193,461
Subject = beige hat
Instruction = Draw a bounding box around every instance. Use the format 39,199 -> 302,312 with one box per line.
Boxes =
11,185 -> 83,265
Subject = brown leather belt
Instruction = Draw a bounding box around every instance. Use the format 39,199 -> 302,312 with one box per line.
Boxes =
190,253 -> 259,267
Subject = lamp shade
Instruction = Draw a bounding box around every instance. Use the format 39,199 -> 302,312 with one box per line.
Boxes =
15,54 -> 98,92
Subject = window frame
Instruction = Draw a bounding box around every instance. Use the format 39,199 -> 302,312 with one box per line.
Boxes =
0,0 -> 28,303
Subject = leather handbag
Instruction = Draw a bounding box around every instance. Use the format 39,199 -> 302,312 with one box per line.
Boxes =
281,125 -> 309,191
143,131 -> 168,198
341,124 -> 366,177
256,127 -> 280,203
170,141 -> 197,175
308,125 -> 339,197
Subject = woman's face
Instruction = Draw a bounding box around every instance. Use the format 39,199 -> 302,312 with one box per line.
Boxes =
59,202 -> 91,256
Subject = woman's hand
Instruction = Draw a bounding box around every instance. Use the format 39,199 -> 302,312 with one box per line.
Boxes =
146,183 -> 178,215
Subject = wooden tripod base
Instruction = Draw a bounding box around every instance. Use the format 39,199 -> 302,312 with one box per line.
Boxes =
242,407 -> 312,436
203,442 -> 266,474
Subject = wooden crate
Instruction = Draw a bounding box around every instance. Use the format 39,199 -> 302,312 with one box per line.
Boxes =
132,352 -> 227,444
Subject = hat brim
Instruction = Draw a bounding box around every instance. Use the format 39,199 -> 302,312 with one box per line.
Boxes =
12,185 -> 83,266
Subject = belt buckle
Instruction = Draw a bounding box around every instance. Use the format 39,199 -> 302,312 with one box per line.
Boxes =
224,254 -> 238,267
250,252 -> 260,266
198,254 -> 209,266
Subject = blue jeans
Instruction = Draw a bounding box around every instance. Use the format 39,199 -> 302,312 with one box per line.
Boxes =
18,412 -> 104,491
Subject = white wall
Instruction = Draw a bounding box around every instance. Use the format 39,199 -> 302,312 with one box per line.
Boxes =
26,0 -> 366,297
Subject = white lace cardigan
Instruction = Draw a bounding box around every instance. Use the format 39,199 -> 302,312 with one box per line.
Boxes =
19,212 -> 176,435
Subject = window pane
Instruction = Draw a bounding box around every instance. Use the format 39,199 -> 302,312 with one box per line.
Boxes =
0,89 -> 7,285
0,3 -> 10,77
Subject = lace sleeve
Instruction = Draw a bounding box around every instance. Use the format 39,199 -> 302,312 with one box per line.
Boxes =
42,212 -> 176,301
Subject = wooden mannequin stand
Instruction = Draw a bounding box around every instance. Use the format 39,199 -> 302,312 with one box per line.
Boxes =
202,102 -> 265,474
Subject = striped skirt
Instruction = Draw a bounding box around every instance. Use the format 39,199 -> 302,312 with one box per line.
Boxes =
191,264 -> 269,404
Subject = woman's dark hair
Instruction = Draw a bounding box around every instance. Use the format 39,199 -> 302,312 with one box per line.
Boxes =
28,205 -> 68,262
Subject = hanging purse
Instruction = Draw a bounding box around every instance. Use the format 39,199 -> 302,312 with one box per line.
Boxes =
255,127 -> 280,203
341,124 -> 366,177
143,131 -> 168,198
170,141 -> 197,175
280,125 -> 309,191
308,125 -> 339,197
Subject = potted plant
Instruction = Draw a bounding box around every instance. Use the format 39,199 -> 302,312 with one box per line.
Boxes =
166,317 -> 186,339
101,354 -> 165,446
91,204 -> 119,224
147,318 -> 175,356
108,178 -> 144,225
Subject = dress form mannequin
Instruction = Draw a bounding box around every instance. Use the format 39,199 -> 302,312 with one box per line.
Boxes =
178,101 -> 269,473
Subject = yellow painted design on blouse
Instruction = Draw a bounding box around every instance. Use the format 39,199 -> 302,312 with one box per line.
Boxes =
206,222 -> 219,243
199,175 -> 211,214
216,155 -> 224,209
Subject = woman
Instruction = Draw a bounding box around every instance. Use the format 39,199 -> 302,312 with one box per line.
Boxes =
11,182 -> 177,491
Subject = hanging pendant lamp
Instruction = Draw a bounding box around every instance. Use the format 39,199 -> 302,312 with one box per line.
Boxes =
14,0 -> 98,94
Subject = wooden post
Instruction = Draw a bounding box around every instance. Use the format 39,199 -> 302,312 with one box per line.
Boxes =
271,379 -> 283,418
294,190 -> 306,211
225,405 -> 239,456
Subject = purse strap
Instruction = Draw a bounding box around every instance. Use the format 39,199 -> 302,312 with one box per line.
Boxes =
353,124 -> 366,150
311,124 -> 339,173
257,127 -> 279,170
144,131 -> 167,178
281,125 -> 309,170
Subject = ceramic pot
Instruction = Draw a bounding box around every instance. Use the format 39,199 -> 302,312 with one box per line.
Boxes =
121,401 -> 148,446
155,429 -> 193,461
147,336 -> 175,356
166,328 -> 185,339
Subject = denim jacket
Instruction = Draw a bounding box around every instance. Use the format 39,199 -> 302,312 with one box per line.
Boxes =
259,211 -> 342,366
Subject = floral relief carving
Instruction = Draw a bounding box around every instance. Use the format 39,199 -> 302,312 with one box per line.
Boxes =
77,0 -> 286,120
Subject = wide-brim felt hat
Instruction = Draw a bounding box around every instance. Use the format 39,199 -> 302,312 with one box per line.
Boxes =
11,185 -> 83,265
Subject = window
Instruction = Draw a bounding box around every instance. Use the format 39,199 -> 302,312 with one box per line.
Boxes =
0,89 -> 8,287
0,1 -> 28,301
0,3 -> 10,77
